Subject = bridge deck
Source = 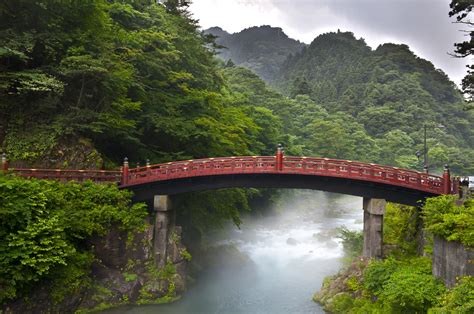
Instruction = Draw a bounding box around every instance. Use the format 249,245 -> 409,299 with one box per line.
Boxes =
7,156 -> 452,196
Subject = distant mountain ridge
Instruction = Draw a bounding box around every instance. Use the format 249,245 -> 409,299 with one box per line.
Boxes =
205,25 -> 306,83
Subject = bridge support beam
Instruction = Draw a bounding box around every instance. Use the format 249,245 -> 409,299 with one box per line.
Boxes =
363,198 -> 385,259
153,195 -> 174,268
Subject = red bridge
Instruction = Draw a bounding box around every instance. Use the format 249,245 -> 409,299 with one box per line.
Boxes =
2,148 -> 456,206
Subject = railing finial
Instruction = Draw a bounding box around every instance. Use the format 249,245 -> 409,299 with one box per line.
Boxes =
2,152 -> 8,174
121,157 -> 129,185
276,143 -> 284,171
442,164 -> 451,194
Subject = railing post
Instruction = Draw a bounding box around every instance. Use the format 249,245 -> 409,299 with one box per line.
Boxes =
2,152 -> 8,174
442,164 -> 451,194
146,158 -> 151,175
452,177 -> 460,196
121,157 -> 129,185
276,143 -> 284,171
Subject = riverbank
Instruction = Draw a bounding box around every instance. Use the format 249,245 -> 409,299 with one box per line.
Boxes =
0,176 -> 188,313
313,197 -> 474,313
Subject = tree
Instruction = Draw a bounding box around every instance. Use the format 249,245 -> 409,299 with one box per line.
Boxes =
449,0 -> 473,104
164,0 -> 192,15
290,77 -> 312,98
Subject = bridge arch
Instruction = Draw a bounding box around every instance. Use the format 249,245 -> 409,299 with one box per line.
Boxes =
121,156 -> 451,207
5,152 -> 457,259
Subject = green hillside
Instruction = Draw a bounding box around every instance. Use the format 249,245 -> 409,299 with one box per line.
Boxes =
0,1 -> 283,168
213,29 -> 474,173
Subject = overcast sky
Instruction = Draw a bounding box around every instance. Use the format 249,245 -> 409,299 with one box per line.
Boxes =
189,0 -> 471,87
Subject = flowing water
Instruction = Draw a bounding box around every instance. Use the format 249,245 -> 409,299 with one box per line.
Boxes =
105,191 -> 363,314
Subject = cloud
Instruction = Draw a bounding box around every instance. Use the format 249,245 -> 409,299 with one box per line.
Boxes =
189,0 -> 471,86
190,0 -> 283,33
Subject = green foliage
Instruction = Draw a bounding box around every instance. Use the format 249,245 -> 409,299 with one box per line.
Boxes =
5,126 -> 61,161
0,0 -> 275,165
89,284 -> 114,311
431,276 -> 474,313
449,0 -> 473,102
379,269 -> 445,312
363,258 -> 400,295
137,261 -> 178,305
0,1 -> 288,235
317,197 -> 474,314
49,252 -> 94,304
123,272 -> 138,283
336,226 -> 363,258
317,198 -> 471,314
423,195 -> 474,246
179,248 -> 192,262
346,275 -> 363,292
0,175 -> 147,304
326,292 -> 354,313
364,257 -> 445,312
220,28 -> 474,173
383,203 -> 419,255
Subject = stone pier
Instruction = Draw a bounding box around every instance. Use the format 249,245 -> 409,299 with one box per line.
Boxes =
153,195 -> 174,268
363,198 -> 386,259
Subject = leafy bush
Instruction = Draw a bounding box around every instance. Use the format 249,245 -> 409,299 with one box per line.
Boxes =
364,257 -> 445,312
326,292 -> 354,313
363,258 -> 400,295
380,270 -> 445,312
337,226 -> 363,258
431,276 -> 474,313
316,196 -> 472,314
0,175 -> 147,304
383,203 -> 419,255
423,195 -> 474,246
49,252 -> 94,304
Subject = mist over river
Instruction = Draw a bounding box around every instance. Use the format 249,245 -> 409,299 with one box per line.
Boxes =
105,191 -> 363,314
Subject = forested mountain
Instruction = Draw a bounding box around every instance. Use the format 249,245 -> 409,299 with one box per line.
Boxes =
276,31 -> 474,173
205,25 -> 305,83
211,29 -> 474,174
0,1 -> 283,169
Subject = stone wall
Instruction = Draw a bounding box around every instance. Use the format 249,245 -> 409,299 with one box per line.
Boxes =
432,236 -> 474,287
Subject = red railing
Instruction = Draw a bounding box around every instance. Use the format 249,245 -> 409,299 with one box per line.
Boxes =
123,156 -> 447,195
4,155 -> 451,195
126,156 -> 277,185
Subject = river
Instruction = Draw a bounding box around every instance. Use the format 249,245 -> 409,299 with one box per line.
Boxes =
105,191 -> 363,314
